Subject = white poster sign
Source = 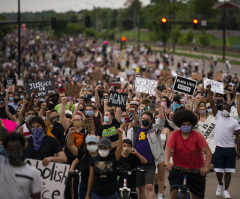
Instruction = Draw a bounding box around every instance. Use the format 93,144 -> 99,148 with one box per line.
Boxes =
135,77 -> 158,95
204,78 -> 224,94
26,159 -> 70,199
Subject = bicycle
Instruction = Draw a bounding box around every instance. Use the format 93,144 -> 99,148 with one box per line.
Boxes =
170,166 -> 200,199
117,167 -> 145,199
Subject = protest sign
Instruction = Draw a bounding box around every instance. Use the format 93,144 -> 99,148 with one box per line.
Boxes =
142,72 -> 152,79
17,79 -> 24,86
7,85 -> 15,93
173,76 -> 198,96
118,72 -> 127,79
89,72 -> 103,81
135,78 -> 158,95
82,118 -> 96,132
108,91 -> 128,108
204,77 -> 224,94
65,60 -> 74,68
109,77 -> 121,87
65,85 -> 82,98
109,67 -> 119,74
161,71 -> 172,85
213,73 -> 223,81
136,74 -> 142,78
26,159 -> 69,199
191,73 -> 203,81
25,78 -> 56,98
3,78 -> 16,89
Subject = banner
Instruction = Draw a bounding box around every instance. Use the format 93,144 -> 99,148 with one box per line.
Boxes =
108,91 -> 128,108
3,78 -> 16,89
135,78 -> 158,95
213,73 -> 223,81
25,159 -> 69,199
25,78 -> 56,98
89,72 -> 103,81
161,71 -> 172,85
109,77 -> 121,87
191,73 -> 203,81
64,85 -> 82,98
82,118 -> 96,132
204,78 -> 224,94
173,76 -> 198,96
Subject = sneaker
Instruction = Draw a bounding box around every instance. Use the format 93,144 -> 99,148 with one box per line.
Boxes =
216,184 -> 223,197
223,190 -> 231,199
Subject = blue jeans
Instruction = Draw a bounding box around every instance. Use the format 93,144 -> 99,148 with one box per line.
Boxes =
79,182 -> 88,199
91,191 -> 118,199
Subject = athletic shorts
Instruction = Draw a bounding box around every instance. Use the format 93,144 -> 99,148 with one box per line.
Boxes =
168,170 -> 206,198
214,147 -> 236,173
136,163 -> 156,187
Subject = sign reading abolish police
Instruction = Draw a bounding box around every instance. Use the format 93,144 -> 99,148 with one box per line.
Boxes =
173,76 -> 198,96
108,91 -> 128,108
25,78 -> 56,98
26,159 -> 69,199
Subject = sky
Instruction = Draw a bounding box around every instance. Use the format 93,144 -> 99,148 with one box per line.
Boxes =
0,0 -> 151,13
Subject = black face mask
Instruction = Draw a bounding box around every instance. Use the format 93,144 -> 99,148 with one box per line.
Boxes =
93,107 -> 97,110
79,108 -> 85,112
52,98 -> 58,104
142,120 -> 150,127
217,105 -> 223,110
14,99 -> 19,103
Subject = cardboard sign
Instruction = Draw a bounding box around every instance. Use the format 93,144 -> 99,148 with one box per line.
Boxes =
3,78 -> 16,89
17,79 -> 24,86
26,159 -> 69,199
173,76 -> 198,96
25,78 -> 56,98
64,85 -> 82,98
161,71 -> 172,85
191,73 -> 203,81
65,60 -> 74,68
213,73 -> 223,81
142,72 -> 152,79
109,67 -> 119,74
7,85 -> 15,93
89,72 -> 103,81
135,78 -> 158,95
109,77 -> 121,87
108,91 -> 128,108
204,78 -> 224,94
82,118 -> 96,132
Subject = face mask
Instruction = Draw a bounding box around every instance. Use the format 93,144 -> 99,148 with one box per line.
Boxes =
32,127 -> 45,150
9,97 -> 13,101
98,149 -> 110,157
87,145 -> 98,153
142,120 -> 150,127
208,108 -> 212,113
199,110 -> 206,115
93,107 -> 97,110
121,118 -> 125,123
79,108 -> 85,112
86,110 -> 94,116
86,95 -> 92,99
150,100 -> 155,106
40,99 -> 45,102
173,102 -> 179,113
52,118 -> 58,122
52,98 -> 58,104
20,95 -> 24,100
155,119 -> 158,123
25,117 -> 28,122
217,105 -> 222,111
181,126 -> 192,133
0,98 -> 5,104
104,116 -> 110,123
27,115 -> 34,121
73,121 -> 83,128
14,98 -> 19,103
7,151 -> 23,164
222,110 -> 230,117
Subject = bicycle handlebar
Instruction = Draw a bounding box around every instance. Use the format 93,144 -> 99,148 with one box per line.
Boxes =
117,167 -> 145,175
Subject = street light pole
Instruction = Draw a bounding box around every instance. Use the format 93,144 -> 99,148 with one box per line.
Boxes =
18,0 -> 21,78
223,0 -> 226,60
105,0 -> 115,41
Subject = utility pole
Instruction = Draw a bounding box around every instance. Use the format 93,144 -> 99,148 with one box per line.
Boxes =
138,15 -> 140,50
18,0 -> 21,78
107,12 -> 110,30
133,10 -> 136,38
223,0 -> 226,60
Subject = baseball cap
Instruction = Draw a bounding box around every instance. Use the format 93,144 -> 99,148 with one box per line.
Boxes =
86,135 -> 99,144
130,101 -> 139,106
98,137 -> 111,147
65,110 -> 72,115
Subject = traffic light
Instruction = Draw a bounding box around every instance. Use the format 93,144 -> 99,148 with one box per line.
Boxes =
193,19 -> 198,30
51,17 -> 57,29
121,37 -> 126,50
161,18 -> 167,29
85,16 -> 91,28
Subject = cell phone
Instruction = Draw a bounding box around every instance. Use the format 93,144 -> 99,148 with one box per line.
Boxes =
125,117 -> 130,123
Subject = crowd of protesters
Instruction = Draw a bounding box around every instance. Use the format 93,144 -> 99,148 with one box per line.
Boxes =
0,29 -> 240,199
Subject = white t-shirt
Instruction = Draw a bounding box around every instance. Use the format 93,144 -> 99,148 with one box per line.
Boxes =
0,156 -> 42,199
214,111 -> 240,148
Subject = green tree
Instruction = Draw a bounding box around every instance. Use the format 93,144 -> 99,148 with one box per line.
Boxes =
198,29 -> 210,55
0,16 -> 12,40
52,17 -> 68,38
192,0 -> 218,18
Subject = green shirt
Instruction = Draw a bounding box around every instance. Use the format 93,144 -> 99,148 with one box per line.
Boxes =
54,102 -> 76,114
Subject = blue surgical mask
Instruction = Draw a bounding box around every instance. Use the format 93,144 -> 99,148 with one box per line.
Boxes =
25,117 -> 28,122
208,108 -> 212,113
20,95 -> 24,100
181,126 -> 192,133
40,99 -> 45,102
86,110 -> 94,116
9,97 -> 13,101
173,102 -> 179,113
121,118 -> 125,123
104,116 -> 110,123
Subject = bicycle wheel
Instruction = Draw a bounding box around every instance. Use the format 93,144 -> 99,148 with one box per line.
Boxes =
122,191 -> 130,199
181,193 -> 190,199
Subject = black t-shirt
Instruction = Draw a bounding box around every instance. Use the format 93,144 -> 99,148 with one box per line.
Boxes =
77,149 -> 93,183
26,135 -> 63,160
90,153 -> 118,196
118,153 -> 141,188
0,105 -> 16,120
97,119 -> 120,143
51,125 -> 65,147
49,103 -> 57,110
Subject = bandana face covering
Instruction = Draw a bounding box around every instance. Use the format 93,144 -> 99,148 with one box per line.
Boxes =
32,128 -> 45,150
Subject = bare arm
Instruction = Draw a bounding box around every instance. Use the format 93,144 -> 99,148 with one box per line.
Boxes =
29,90 -> 38,110
115,107 -> 122,123
86,166 -> 94,198
130,149 -> 147,164
19,100 -> 27,124
236,93 -> 240,118
60,97 -> 71,131
115,128 -> 123,161
206,85 -> 218,116
165,146 -> 173,170
103,99 -> 108,114
46,92 -> 53,108
69,158 -> 80,172
201,145 -> 212,175
46,111 -> 53,129
67,127 -> 78,156
48,151 -> 67,163
235,130 -> 240,159
4,99 -> 16,122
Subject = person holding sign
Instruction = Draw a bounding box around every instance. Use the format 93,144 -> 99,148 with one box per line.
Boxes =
0,133 -> 42,199
206,84 -> 240,199
67,129 -> 99,199
85,104 -> 101,134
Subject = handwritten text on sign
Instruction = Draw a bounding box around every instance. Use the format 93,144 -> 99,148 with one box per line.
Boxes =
204,78 -> 224,94
108,91 -> 128,108
26,159 -> 69,199
135,78 -> 158,95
